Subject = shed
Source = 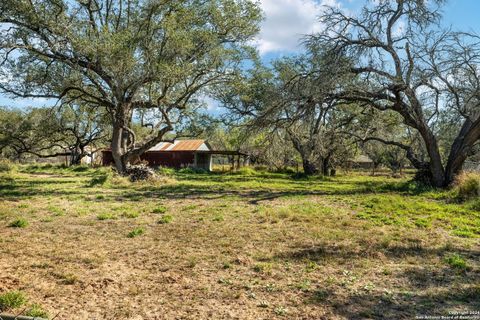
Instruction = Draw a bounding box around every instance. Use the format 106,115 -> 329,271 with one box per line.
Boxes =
348,155 -> 374,169
101,139 -> 243,171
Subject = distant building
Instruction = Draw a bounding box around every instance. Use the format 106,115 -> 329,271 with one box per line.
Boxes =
101,139 -> 244,171
347,155 -> 374,169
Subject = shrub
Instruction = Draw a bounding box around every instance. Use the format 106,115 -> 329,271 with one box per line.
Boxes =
0,159 -> 13,172
26,303 -> 49,318
8,218 -> 29,228
127,227 -> 145,238
158,215 -> 173,224
455,172 -> 480,200
0,291 -> 27,310
152,206 -> 167,214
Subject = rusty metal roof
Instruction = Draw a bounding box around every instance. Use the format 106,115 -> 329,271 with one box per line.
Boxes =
104,140 -> 211,152
149,140 -> 209,152
170,140 -> 205,151
159,142 -> 172,151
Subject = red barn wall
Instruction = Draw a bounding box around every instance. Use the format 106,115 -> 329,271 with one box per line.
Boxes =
101,151 -> 195,168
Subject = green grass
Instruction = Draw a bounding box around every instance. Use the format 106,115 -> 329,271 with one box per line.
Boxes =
152,206 -> 167,214
158,215 -> 173,224
444,253 -> 469,270
8,218 -> 29,228
127,227 -> 145,238
0,166 -> 479,318
97,213 -> 116,220
0,159 -> 14,172
0,291 -> 27,310
26,303 -> 49,318
212,214 -> 224,222
122,210 -> 139,219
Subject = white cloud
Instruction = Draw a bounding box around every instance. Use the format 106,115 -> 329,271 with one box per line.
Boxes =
202,95 -> 220,112
256,0 -> 341,55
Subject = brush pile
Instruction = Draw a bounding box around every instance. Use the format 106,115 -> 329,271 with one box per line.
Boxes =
125,163 -> 157,181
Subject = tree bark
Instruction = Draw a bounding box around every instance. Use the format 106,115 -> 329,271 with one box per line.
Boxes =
321,155 -> 331,176
415,123 -> 445,187
111,123 -> 127,173
444,118 -> 480,186
302,159 -> 318,175
70,151 -> 82,165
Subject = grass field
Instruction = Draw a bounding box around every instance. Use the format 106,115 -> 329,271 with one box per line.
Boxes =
0,165 -> 479,319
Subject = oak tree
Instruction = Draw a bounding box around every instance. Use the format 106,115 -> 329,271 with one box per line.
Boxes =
0,0 -> 261,172
311,0 -> 480,187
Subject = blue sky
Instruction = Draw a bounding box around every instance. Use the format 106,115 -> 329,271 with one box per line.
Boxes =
1,0 -> 480,110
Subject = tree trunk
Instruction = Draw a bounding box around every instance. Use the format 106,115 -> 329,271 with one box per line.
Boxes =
70,151 -> 82,165
321,156 -> 330,176
417,125 -> 445,187
444,118 -> 480,186
302,159 -> 318,175
69,145 -> 85,166
287,131 -> 319,175
111,123 -> 127,173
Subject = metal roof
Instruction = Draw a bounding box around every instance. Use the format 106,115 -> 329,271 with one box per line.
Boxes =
353,155 -> 373,163
149,140 -> 209,152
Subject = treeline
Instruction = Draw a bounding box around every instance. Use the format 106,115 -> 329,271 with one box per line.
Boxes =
0,105 -> 108,165
0,0 -> 479,187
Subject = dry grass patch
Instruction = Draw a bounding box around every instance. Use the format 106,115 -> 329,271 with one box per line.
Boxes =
0,167 -> 478,319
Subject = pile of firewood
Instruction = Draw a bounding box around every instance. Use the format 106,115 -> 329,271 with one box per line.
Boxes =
125,163 -> 157,181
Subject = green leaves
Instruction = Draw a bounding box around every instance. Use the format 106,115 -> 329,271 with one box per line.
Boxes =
1,0 -> 262,172
1,0 -> 262,111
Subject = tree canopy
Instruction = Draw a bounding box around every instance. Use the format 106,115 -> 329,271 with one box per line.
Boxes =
308,0 -> 480,186
0,0 -> 262,171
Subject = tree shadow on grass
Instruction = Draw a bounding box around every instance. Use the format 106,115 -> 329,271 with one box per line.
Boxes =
276,240 -> 479,261
0,170 -> 442,205
123,177 -> 431,203
275,240 -> 479,319
320,284 -> 480,320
